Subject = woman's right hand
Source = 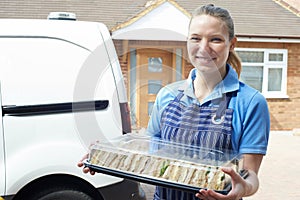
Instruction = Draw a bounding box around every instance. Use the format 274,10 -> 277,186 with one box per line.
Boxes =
77,154 -> 96,175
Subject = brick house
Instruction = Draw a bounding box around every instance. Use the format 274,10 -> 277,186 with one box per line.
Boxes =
0,0 -> 299,131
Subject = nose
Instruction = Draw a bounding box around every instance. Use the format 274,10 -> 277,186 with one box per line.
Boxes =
198,39 -> 210,54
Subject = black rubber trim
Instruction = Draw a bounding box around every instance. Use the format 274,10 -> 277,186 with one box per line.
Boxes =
2,100 -> 109,116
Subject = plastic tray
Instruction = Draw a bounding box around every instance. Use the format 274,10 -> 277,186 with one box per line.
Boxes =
84,134 -> 248,194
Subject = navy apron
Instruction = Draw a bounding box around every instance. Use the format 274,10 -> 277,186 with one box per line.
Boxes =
153,91 -> 234,200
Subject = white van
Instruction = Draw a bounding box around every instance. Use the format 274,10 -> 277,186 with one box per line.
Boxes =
0,18 -> 145,200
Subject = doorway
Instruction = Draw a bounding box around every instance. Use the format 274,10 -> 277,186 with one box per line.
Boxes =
131,48 -> 175,128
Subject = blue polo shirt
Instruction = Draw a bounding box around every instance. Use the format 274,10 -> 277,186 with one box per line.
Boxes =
147,65 -> 270,155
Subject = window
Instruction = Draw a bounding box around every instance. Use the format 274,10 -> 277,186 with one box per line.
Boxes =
148,57 -> 162,72
236,48 -> 288,98
148,80 -> 162,94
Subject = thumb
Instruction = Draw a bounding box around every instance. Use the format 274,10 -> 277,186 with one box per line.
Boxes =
221,167 -> 243,182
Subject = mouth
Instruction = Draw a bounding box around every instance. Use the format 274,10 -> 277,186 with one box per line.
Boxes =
195,56 -> 215,62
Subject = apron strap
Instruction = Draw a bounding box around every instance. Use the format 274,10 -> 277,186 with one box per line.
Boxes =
215,92 -> 233,119
175,90 -> 185,101
176,90 -> 234,119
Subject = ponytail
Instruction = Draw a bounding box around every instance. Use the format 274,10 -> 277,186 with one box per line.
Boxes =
227,51 -> 242,78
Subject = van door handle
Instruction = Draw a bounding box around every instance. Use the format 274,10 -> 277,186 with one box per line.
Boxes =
2,100 -> 109,116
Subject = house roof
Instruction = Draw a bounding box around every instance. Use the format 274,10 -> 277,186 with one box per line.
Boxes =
178,0 -> 300,39
0,0 -> 299,39
275,0 -> 300,16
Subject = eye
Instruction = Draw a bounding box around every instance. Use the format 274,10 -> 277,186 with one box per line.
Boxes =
211,37 -> 223,43
189,36 -> 201,42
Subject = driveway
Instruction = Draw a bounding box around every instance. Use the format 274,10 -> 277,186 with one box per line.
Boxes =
141,131 -> 300,200
245,131 -> 300,200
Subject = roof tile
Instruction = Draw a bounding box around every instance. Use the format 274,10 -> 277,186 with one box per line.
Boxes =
0,0 -> 298,38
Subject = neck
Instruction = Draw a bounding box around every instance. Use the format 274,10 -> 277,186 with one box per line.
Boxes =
193,67 -> 227,102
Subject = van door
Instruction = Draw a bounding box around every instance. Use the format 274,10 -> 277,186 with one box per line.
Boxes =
0,83 -> 5,195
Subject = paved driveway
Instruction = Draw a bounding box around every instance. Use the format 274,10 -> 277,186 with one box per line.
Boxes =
245,131 -> 300,200
141,131 -> 300,200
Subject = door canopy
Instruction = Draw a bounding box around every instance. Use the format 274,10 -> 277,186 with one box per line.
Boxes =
112,0 -> 191,41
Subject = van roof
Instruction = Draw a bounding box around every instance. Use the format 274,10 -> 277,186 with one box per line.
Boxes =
0,19 -> 110,51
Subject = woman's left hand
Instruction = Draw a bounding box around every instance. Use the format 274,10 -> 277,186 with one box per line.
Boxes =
195,167 -> 248,200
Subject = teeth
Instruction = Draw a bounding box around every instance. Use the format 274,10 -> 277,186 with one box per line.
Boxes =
197,57 -> 213,61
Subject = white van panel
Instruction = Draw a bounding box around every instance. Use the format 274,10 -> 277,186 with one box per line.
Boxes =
0,86 -> 5,194
0,33 -> 124,147
0,19 -> 129,197
0,36 -> 120,105
0,37 -> 90,105
0,19 -> 104,52
3,114 -> 122,195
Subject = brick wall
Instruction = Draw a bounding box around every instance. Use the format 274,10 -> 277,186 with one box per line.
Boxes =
238,42 -> 300,130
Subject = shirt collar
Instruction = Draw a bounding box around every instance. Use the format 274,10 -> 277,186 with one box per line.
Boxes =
180,64 -> 239,102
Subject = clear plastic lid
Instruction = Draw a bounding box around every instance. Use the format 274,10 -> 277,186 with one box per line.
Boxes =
87,133 -> 244,192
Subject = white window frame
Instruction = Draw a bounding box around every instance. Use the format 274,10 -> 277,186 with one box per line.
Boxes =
235,48 -> 288,99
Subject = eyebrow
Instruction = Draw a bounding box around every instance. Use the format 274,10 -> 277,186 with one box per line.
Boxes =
188,33 -> 224,38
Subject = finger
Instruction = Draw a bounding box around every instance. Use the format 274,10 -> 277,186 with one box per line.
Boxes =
205,189 -> 227,199
197,189 -> 210,198
198,189 -> 229,200
83,167 -> 91,173
197,190 -> 226,200
82,166 -> 96,175
77,161 -> 84,167
195,188 -> 208,199
220,166 -> 233,174
80,154 -> 89,161
195,192 -> 206,199
78,154 -> 89,168
221,167 -> 243,183
88,140 -> 99,150
90,170 -> 95,175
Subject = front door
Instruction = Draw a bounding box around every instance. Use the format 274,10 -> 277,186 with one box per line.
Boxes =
136,48 -> 174,128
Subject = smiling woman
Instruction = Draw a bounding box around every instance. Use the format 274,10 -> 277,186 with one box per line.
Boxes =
146,4 -> 270,200
187,15 -> 234,77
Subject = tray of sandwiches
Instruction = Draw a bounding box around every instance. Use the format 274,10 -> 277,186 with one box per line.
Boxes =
84,133 -> 248,194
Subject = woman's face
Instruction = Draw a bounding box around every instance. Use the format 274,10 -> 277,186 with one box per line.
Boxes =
187,15 -> 236,75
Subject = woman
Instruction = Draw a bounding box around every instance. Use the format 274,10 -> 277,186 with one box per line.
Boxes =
147,4 -> 270,200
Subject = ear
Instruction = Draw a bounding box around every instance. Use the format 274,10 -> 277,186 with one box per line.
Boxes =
230,37 -> 237,51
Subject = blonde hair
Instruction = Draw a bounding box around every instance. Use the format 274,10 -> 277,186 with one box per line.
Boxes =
191,4 -> 242,77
